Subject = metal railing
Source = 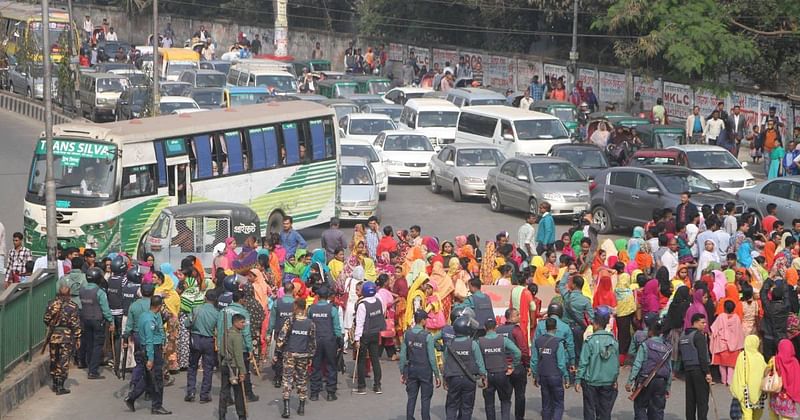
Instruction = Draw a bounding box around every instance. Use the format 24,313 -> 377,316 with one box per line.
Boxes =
0,270 -> 57,381
0,91 -> 73,125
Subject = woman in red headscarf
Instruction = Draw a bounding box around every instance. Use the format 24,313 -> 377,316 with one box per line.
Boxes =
769,339 -> 800,419
593,276 -> 617,308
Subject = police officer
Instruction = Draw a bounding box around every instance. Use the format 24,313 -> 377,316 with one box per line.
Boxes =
124,295 -> 171,415
626,320 -> 672,420
531,317 -> 570,420
123,282 -> 155,391
107,256 -> 133,374
479,319 -> 521,420
219,313 -> 248,420
444,315 -> 487,420
435,306 -> 475,351
497,308 -> 530,420
680,313 -> 711,420
354,281 -> 385,395
218,287 -> 260,402
217,274 -> 237,310
399,309 -> 441,420
185,290 -> 219,403
268,281 -> 295,388
44,279 -> 82,395
276,299 -> 316,418
464,278 -> 494,337
80,267 -> 114,379
308,286 -> 342,401
534,303 -> 576,377
575,306 -> 619,420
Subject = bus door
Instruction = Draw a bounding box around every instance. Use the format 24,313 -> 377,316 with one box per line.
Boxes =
166,158 -> 190,205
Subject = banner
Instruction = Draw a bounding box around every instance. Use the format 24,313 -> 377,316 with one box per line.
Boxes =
432,48 -> 458,70
516,58 -> 542,92
462,52 -> 485,85
694,89 -> 727,119
410,46 -> 430,70
599,71 -> 626,107
633,76 -> 662,111
759,97 -> 791,135
663,81 -> 693,120
388,43 -> 405,62
578,68 -> 597,91
543,63 -> 567,82
485,55 -> 515,90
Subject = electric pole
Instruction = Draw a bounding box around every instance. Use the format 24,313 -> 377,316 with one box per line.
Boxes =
42,0 -> 57,269
274,0 -> 288,57
152,0 -> 159,116
569,0 -> 579,87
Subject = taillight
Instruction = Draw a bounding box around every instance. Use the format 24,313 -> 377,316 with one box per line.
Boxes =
589,180 -> 597,191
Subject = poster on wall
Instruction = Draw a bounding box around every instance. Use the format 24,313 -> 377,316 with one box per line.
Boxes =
485,55 -> 515,90
694,89 -> 727,119
461,51 -> 485,85
410,46 -> 430,70
516,58 -> 542,91
759,97 -> 791,134
728,91 -> 760,131
663,81 -> 693,120
578,68 -> 597,90
388,43 -> 405,62
598,71 -> 626,107
633,76 -> 662,111
543,63 -> 567,82
432,48 -> 458,70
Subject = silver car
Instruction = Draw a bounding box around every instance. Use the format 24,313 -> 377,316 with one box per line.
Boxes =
429,143 -> 505,201
9,63 -> 56,99
486,156 -> 590,216
337,156 -> 380,221
736,176 -> 800,226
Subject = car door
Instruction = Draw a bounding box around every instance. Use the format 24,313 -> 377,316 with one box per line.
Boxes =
10,65 -> 23,94
605,170 -> 637,224
496,161 -> 518,207
759,180 -> 794,222
512,162 -> 532,210
439,147 -> 456,188
632,173 -> 662,226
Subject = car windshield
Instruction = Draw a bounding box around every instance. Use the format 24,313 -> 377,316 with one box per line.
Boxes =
369,81 -> 391,94
334,84 -> 358,97
368,107 -> 401,122
654,132 -> 684,148
342,165 -> 374,185
555,148 -> 608,169
30,21 -> 68,51
349,97 -> 382,107
456,149 -> 505,167
129,89 -> 148,104
229,92 -> 269,106
160,101 -> 198,113
161,83 -> 192,96
659,172 -> 718,194
196,73 -> 226,88
192,91 -> 223,108
418,111 -> 459,128
332,105 -> 359,119
341,144 -> 380,163
126,73 -> 147,86
97,78 -> 125,93
28,139 -> 116,199
349,119 -> 396,135
686,150 -> 741,170
311,62 -> 331,72
552,108 -> 576,122
254,75 -> 297,92
470,99 -> 506,106
384,135 -> 434,152
515,119 -> 570,140
167,63 -> 196,75
28,65 -> 44,78
630,156 -> 678,166
530,162 -> 585,182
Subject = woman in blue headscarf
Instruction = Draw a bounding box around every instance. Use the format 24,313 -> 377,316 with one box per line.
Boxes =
302,249 -> 329,282
627,226 -> 645,259
737,239 -> 753,269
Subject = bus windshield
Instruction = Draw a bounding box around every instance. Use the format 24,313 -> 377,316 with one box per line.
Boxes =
29,21 -> 69,50
28,139 -> 117,200
514,119 -> 569,140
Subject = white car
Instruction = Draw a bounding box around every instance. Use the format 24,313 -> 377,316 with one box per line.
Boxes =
337,156 -> 380,221
340,138 -> 389,199
667,145 -> 756,194
338,113 -> 397,143
107,69 -> 148,87
159,96 -> 201,114
373,130 -> 436,179
382,86 -> 432,105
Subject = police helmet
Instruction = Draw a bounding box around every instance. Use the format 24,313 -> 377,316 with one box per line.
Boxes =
223,275 -> 241,293
361,281 -> 377,297
547,302 -> 563,318
111,255 -> 128,275
453,315 -> 479,336
85,267 -> 105,284
450,305 -> 476,323
126,267 -> 142,284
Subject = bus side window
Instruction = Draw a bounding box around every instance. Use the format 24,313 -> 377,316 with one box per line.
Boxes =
121,164 -> 157,198
297,121 -> 311,163
224,131 -> 245,174
190,134 -> 213,179
154,141 -> 167,187
282,122 -> 300,165
309,119 -> 326,161
323,118 -> 336,159
264,126 -> 280,168
210,133 -> 228,175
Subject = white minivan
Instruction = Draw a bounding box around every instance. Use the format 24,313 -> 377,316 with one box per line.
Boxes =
398,98 -> 460,148
455,106 -> 571,156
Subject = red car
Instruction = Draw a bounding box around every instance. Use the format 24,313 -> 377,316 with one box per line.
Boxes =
627,149 -> 688,167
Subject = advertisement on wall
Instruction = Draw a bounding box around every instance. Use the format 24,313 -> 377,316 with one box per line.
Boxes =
432,48 -> 458,69
543,63 -> 568,82
578,68 -> 597,90
485,55 -> 515,90
633,76 -> 662,111
461,52 -> 485,84
663,82 -> 693,120
516,58 -> 543,91
728,91 -> 761,130
388,43 -> 405,62
598,71 -> 626,107
694,89 -> 727,119
410,46 -> 430,69
759,97 -> 791,134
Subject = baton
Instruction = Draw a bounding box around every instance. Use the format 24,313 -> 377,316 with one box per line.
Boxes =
240,380 -> 248,418
351,344 -> 360,395
111,332 -> 119,379
121,341 -> 129,380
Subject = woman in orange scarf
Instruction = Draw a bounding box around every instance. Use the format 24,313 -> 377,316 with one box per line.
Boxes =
429,260 -> 454,320
459,245 -> 480,276
764,236 -> 777,270
715,283 -> 744,319
635,248 -> 653,273
480,242 -> 497,285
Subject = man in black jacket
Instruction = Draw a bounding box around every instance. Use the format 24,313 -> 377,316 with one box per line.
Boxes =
679,313 -> 711,420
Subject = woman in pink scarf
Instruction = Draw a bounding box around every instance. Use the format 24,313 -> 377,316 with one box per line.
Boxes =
224,237 -> 238,269
710,300 -> 744,385
770,339 -> 800,418
376,273 -> 398,360
640,278 -> 661,316
683,289 -> 709,331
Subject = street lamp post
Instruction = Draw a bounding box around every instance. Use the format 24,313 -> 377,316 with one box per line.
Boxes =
152,0 -> 159,116
569,0 -> 579,86
42,0 -> 58,269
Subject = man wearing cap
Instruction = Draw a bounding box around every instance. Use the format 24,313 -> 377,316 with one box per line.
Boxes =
400,309 -> 441,420
626,320 -> 672,420
531,317 -> 569,420
268,281 -> 296,388
575,306 -> 619,420
308,286 -> 342,401
355,281 -> 385,394
185,290 -> 219,403
44,279 -> 82,395
125,295 -> 171,415
557,274 -> 593,358
218,289 -> 259,402
497,308 -> 530,420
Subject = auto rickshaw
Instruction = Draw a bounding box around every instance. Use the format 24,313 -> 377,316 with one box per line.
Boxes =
634,124 -> 687,149
317,79 -> 358,99
530,100 -> 579,135
346,75 -> 392,95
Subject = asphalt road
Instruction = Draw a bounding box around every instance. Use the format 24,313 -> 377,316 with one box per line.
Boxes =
0,113 -> 42,236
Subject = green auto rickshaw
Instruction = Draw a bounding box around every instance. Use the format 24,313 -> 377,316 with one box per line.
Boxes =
317,79 -> 359,99
531,100 -> 579,135
346,75 -> 392,95
635,124 -> 686,149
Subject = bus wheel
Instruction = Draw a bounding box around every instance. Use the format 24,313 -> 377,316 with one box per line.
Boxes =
267,211 -> 284,235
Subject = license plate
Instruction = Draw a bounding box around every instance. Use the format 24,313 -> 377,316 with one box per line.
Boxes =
573,206 -> 585,214
412,171 -> 421,177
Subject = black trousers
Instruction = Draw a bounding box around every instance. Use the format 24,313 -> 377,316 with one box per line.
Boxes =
508,366 -> 527,419
483,371 -> 512,420
445,375 -> 476,420
356,334 -> 381,388
219,365 -> 246,419
685,369 -> 709,420
406,370 -> 433,420
310,337 -> 338,394
633,377 -> 667,420
80,318 -> 107,376
128,345 -> 165,409
582,383 -> 617,420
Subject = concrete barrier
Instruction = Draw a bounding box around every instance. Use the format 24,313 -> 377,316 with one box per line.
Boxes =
0,91 -> 73,125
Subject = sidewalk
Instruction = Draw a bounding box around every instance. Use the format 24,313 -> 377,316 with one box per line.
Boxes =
0,352 -> 49,418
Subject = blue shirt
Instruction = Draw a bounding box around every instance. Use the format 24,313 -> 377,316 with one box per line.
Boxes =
138,311 -> 165,362
536,212 -> 555,246
530,82 -> 546,101
280,229 -> 307,258
365,229 -> 379,259
693,117 -> 702,133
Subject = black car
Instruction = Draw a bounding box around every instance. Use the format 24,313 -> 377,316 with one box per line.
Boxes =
547,143 -> 610,181
589,165 -> 745,233
190,87 -> 224,110
115,87 -> 148,120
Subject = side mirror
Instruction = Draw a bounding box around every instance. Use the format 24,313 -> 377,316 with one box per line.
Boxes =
741,161 -> 748,168
712,182 -> 720,190
502,133 -> 514,142
338,128 -> 346,138
516,174 -> 529,182
445,160 -> 454,166
645,187 -> 661,195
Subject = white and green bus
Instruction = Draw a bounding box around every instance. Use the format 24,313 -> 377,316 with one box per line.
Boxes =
24,101 -> 339,256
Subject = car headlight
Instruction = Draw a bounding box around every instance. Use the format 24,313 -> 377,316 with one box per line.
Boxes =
97,98 -> 108,104
543,192 -> 564,202
464,177 -> 484,184
386,160 -> 403,166
744,178 -> 756,187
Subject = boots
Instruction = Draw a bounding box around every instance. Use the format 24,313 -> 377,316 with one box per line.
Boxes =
297,400 -> 305,416
50,377 -> 57,393
55,378 -> 71,395
281,399 -> 291,418
273,376 -> 282,388
325,391 -> 337,401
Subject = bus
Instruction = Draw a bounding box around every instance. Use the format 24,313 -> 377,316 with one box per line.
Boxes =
23,101 -> 339,257
0,1 -> 80,62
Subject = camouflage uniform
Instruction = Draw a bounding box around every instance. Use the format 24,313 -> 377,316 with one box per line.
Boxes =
43,297 -> 82,388
276,316 -> 316,401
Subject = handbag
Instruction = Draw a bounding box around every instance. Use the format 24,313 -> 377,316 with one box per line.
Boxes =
761,361 -> 783,393
426,310 -> 447,330
729,397 -> 743,420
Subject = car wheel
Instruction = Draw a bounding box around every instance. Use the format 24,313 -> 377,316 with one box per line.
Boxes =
528,198 -> 539,216
267,210 -> 284,235
592,205 -> 613,234
430,172 -> 441,193
452,180 -> 463,202
489,188 -> 504,212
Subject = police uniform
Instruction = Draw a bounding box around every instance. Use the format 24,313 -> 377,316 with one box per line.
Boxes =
308,298 -> 342,399
127,310 -> 166,411
679,327 -> 710,420
125,295 -> 151,389
107,273 -> 138,371
276,314 -> 316,410
479,331 -> 521,420
531,332 -> 569,420
219,324 -> 246,420
268,296 -> 295,386
43,294 -> 81,394
78,282 -> 113,377
444,336 -> 487,420
497,323 -> 529,420
400,325 -> 441,420
186,301 -> 219,401
218,302 -> 257,400
355,296 -> 386,391
627,336 -> 672,420
465,291 -> 494,336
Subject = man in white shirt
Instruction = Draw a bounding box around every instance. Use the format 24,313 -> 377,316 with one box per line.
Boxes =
660,238 -> 680,279
105,27 -> 118,41
705,110 -> 726,145
83,15 -> 93,43
723,202 -> 738,236
517,213 -> 536,260
686,216 -> 700,258
712,225 -> 731,260
519,88 -> 534,110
